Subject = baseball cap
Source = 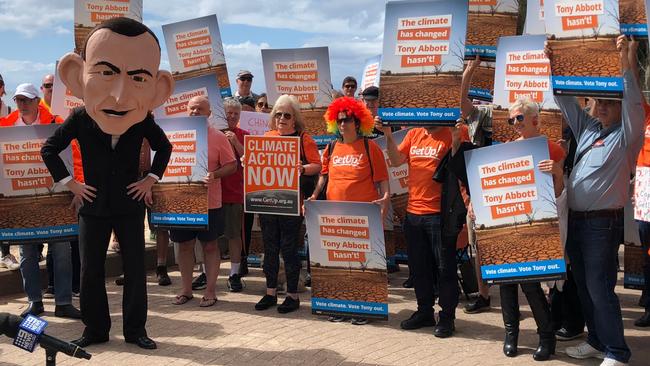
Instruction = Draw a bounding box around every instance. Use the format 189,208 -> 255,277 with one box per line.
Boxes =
361,86 -> 379,100
13,83 -> 40,99
237,70 -> 253,79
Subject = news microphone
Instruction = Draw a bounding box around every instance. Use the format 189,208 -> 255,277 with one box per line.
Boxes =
0,313 -> 91,360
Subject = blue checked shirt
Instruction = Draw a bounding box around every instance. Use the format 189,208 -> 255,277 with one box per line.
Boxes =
555,71 -> 645,211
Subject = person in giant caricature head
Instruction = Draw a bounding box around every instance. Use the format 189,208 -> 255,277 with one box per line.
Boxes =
58,17 -> 174,135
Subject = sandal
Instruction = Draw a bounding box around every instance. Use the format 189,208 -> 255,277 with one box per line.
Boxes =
172,294 -> 193,305
199,297 -> 217,307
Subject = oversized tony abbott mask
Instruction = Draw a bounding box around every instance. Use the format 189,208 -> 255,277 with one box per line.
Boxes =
58,17 -> 174,135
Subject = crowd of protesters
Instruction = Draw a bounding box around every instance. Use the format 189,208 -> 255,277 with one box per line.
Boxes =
0,32 -> 649,366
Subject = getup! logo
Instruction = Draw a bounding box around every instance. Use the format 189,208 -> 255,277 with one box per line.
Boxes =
409,144 -> 444,160
332,154 -> 364,167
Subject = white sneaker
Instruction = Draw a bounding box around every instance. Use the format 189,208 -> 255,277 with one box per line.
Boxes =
600,358 -> 628,366
565,342 -> 606,359
1,254 -> 20,271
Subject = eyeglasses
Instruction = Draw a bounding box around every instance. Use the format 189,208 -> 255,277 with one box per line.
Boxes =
337,116 -> 355,124
274,112 -> 292,120
14,97 -> 35,104
507,114 -> 525,125
343,84 -> 357,89
239,77 -> 252,82
257,102 -> 269,108
42,83 -> 53,89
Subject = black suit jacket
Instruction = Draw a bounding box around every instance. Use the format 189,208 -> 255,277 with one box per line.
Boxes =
41,107 -> 172,217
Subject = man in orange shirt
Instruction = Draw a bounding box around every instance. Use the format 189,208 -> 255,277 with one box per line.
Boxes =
376,118 -> 458,337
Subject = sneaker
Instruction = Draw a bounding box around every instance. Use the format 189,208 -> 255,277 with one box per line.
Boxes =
156,265 -> 171,286
351,317 -> 369,325
1,254 -> 20,271
42,287 -> 55,299
556,327 -> 584,341
400,311 -> 435,330
228,274 -> 243,292
277,296 -> 300,314
328,316 -> 348,322
565,342 -> 606,360
599,358 -> 628,366
191,273 -> 207,290
255,295 -> 277,310
463,295 -> 490,314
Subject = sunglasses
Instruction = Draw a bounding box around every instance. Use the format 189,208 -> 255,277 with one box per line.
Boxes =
257,102 -> 269,108
343,84 -> 357,89
337,116 -> 355,124
239,77 -> 252,82
274,112 -> 292,120
42,83 -> 53,89
507,114 -> 525,125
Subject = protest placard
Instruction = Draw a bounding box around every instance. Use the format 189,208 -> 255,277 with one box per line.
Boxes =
243,135 -> 301,216
464,136 -> 566,284
635,166 -> 650,221
50,65 -> 84,119
74,0 -> 142,53
624,245 -> 645,289
378,0 -> 468,126
150,117 -> 208,230
492,35 -> 564,143
162,15 -> 232,98
620,0 -> 647,36
545,0 -> 623,98
360,55 -> 382,91
372,129 -> 410,197
0,125 -> 77,244
468,61 -> 496,102
304,200 -> 388,320
466,0 -> 521,61
153,73 -> 227,129
524,0 -> 547,35
261,47 -> 332,109
238,111 -> 270,136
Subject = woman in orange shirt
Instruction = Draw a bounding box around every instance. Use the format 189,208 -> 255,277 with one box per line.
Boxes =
254,95 -> 322,314
309,97 -> 390,324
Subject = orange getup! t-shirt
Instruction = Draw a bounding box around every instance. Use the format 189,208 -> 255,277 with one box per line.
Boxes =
321,138 -> 389,202
637,102 -> 650,167
398,127 -> 455,215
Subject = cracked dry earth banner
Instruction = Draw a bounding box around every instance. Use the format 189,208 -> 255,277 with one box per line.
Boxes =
379,0 -> 468,127
74,0 -> 143,54
545,0 -> 624,98
492,35 -> 564,144
304,201 -> 388,320
243,135 -> 301,216
150,117 -> 208,230
620,0 -> 647,36
162,15 -> 232,98
464,137 -> 567,284
466,0 -> 521,61
0,125 -> 77,244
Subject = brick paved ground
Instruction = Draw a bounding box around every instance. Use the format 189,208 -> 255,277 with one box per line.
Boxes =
1,262 -> 648,365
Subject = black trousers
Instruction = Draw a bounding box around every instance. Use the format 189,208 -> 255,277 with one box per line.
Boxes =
79,211 -> 147,340
550,267 -> 585,333
500,282 -> 553,338
259,214 -> 303,293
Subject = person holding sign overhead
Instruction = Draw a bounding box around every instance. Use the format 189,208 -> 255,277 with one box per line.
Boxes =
254,94 -> 321,314
310,97 -> 389,325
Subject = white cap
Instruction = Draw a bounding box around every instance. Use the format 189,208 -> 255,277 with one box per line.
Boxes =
13,83 -> 40,99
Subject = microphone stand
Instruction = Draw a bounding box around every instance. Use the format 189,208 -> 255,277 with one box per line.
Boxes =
45,347 -> 58,366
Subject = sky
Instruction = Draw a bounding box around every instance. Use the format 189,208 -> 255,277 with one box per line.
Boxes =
0,0 -> 387,108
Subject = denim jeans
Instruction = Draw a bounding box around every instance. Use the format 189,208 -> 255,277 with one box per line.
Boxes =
567,213 -> 629,363
404,213 -> 457,319
637,220 -> 650,310
20,242 -> 72,305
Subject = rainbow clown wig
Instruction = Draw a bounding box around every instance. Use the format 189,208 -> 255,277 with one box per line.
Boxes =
324,97 -> 375,137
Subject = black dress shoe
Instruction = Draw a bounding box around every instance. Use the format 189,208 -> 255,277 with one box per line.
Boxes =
125,336 -> 157,350
156,266 -> 171,286
72,335 -> 109,348
635,311 -> 650,327
533,336 -> 556,361
55,304 -> 82,319
503,331 -> 518,357
555,327 -> 584,341
433,317 -> 455,338
400,311 -> 435,330
463,295 -> 490,314
255,295 -> 277,310
402,275 -> 414,288
277,296 -> 300,314
21,301 -> 44,317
